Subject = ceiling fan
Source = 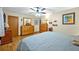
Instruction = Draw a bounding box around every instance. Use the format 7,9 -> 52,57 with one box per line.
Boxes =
30,7 -> 46,16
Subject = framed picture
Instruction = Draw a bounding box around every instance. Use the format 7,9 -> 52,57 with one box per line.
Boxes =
62,12 -> 75,24
49,22 -> 52,24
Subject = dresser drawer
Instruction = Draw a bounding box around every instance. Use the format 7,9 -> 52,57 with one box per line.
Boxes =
22,25 -> 34,35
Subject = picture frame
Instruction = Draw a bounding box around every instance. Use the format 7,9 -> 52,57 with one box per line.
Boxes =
62,12 -> 75,24
52,24 -> 58,26
49,22 -> 52,24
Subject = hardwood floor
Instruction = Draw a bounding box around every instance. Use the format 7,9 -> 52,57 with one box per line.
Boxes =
0,36 -> 20,51
0,32 -> 40,51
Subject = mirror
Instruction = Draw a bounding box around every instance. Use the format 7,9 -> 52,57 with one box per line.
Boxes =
23,17 -> 31,26
41,20 -> 48,24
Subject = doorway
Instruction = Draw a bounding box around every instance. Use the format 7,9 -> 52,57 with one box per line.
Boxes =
8,16 -> 18,37
32,19 -> 41,32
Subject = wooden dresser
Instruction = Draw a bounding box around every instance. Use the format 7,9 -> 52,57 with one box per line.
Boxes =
21,25 -> 34,35
40,23 -> 48,32
0,29 -> 12,45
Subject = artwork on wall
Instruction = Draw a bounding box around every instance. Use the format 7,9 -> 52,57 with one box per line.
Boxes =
62,12 -> 75,24
49,20 -> 58,26
49,22 -> 52,24
53,20 -> 57,22
52,24 -> 58,26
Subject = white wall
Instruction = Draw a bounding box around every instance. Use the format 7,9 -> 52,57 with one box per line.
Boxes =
49,7 -> 79,35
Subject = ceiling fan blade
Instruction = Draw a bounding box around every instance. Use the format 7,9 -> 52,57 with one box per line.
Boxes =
41,12 -> 46,14
30,7 -> 46,15
30,8 -> 35,11
41,8 -> 46,11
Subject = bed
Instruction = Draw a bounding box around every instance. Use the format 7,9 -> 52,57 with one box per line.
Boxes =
17,32 -> 79,51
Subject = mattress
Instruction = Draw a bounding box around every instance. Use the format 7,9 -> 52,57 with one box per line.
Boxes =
17,32 -> 79,51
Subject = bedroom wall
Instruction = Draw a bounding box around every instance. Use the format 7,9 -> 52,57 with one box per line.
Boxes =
49,7 -> 79,35
3,9 -> 27,35
3,9 -> 43,35
3,7 -> 79,36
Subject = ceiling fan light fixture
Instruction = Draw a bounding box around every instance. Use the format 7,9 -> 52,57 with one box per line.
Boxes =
35,13 -> 41,16
31,7 -> 46,16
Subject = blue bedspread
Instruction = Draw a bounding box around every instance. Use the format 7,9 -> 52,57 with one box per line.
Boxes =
17,32 -> 79,51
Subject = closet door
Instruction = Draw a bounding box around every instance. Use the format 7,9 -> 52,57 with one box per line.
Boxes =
0,8 -> 4,37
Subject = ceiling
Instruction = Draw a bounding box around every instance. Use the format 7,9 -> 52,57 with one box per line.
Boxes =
3,7 -> 75,15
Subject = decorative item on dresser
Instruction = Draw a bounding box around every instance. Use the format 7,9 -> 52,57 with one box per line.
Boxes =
0,29 -> 12,45
40,23 -> 48,32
